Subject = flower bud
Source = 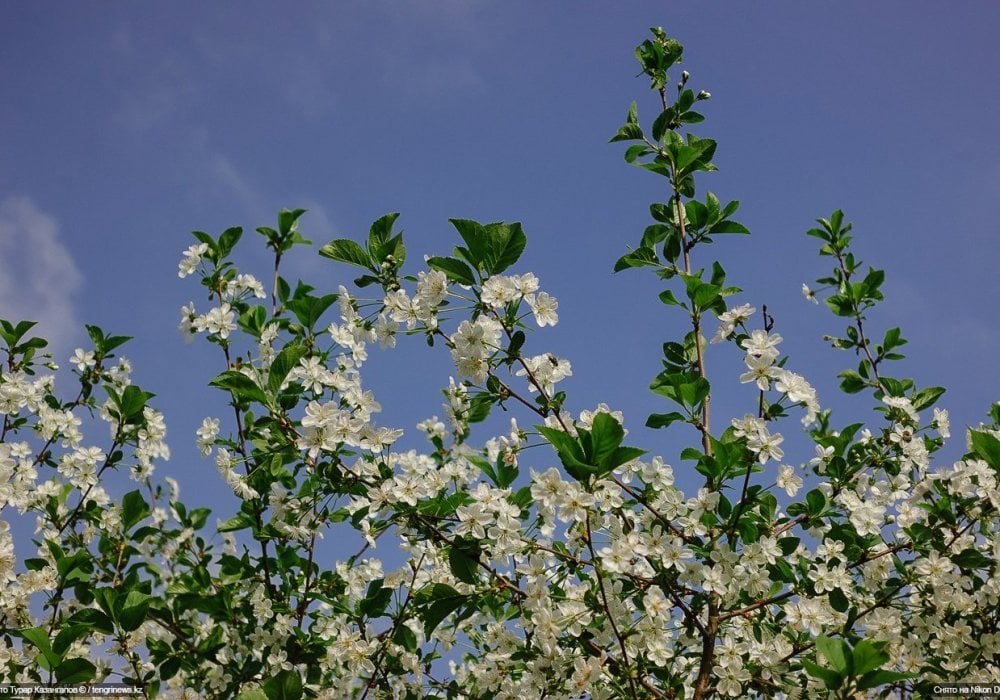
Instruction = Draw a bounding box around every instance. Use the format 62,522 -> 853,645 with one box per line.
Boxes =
697,90 -> 711,100
681,70 -> 690,84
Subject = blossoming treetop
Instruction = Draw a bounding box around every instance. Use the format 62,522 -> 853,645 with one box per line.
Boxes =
2,26 -> 999,699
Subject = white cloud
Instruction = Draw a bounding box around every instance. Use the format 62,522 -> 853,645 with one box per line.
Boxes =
0,197 -> 83,355
116,77 -> 197,132
209,154 -> 266,220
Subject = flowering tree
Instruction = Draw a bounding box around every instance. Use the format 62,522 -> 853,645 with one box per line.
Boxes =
2,27 -> 999,699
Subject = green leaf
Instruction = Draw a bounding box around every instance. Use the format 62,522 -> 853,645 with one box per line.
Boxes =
209,370 -> 269,405
506,330 -> 526,359
588,413 -> 625,468
805,489 -> 827,515
658,289 -> 684,307
862,267 -> 885,294
838,370 -> 867,394
613,246 -> 658,272
469,454 -> 498,485
448,538 -> 482,585
738,519 -> 759,543
237,691 -> 269,700
485,222 -> 527,274
94,588 -> 117,619
54,657 -> 96,683
623,144 -> 649,162
318,239 -> 372,270
367,212 -> 401,255
262,669 -> 303,700
239,305 -> 268,336
55,550 -> 91,584
882,327 -> 906,350
675,88 -> 695,113
768,558 -> 796,584
825,294 -> 855,317
353,274 -> 380,288
651,106 -> 676,142
217,226 -> 243,257
121,490 -> 150,531
287,292 -> 338,332
0,319 -> 37,347
85,324 -> 107,349
509,486 -> 532,511
14,335 -> 47,354
911,386 -> 945,411
449,219 -> 527,275
218,511 -> 255,533
605,446 -> 646,470
101,333 -> 132,354
828,588 -> 849,613
970,430 -> 1000,467
449,219 -> 490,270
415,583 -> 466,638
278,208 -> 307,237
359,580 -> 393,618
269,343 -> 308,394
640,223 -> 670,248
20,627 -> 60,668
645,411 -> 687,429
66,607 -> 114,635
427,256 -> 476,286
801,658 -> 843,690
951,547 -> 991,571
418,493 -> 470,519
815,635 -> 850,674
778,537 -> 800,555
610,122 -> 644,143
650,371 -> 710,409
119,590 -> 152,632
851,639 -> 889,676
119,385 -> 154,421
187,506 -> 211,530
691,282 -> 721,310
537,425 -> 593,481
648,202 -> 673,223
857,669 -> 914,691
684,200 -> 707,228
393,622 -> 418,653
466,393 -> 494,424
708,220 -> 750,234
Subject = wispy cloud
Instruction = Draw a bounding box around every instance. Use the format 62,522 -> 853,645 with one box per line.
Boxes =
117,79 -> 197,132
209,154 -> 267,221
0,197 -> 83,355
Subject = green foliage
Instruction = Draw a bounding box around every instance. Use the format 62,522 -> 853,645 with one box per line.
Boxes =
538,413 -> 646,482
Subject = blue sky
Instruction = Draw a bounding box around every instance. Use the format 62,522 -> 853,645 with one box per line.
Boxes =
2,3 -> 999,514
